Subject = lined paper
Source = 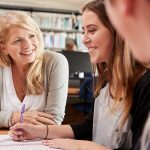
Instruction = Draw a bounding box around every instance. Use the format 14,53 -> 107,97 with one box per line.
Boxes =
0,134 -> 61,150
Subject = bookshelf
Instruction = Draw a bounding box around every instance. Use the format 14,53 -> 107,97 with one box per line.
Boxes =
0,7 -> 87,52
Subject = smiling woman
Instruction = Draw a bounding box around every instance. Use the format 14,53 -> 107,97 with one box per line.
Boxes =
3,26 -> 37,65
82,9 -> 113,63
0,11 -> 69,127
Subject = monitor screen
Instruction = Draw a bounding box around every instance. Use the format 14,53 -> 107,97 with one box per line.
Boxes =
61,51 -> 93,76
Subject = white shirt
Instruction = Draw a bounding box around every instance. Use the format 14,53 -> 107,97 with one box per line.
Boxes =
93,84 -> 132,149
1,66 -> 45,113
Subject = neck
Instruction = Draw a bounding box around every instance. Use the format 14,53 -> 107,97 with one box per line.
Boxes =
11,62 -> 28,77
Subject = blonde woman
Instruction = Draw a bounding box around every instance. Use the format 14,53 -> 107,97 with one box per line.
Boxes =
0,11 -> 69,127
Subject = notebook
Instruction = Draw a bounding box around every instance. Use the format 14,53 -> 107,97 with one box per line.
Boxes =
0,134 -> 61,150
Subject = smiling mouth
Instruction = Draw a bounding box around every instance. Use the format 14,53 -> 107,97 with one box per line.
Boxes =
88,46 -> 98,52
20,50 -> 34,55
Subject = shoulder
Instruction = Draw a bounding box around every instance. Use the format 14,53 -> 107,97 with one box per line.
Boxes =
43,51 -> 68,74
43,50 -> 68,64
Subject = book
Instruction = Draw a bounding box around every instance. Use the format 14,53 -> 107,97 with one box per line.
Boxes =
0,134 -> 61,150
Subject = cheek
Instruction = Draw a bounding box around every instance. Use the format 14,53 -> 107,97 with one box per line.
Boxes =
4,45 -> 13,56
8,51 -> 18,59
5,45 -> 20,58
33,38 -> 38,44
100,33 -> 113,59
33,39 -> 39,49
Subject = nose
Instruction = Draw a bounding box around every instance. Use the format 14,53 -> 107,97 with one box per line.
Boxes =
22,38 -> 33,50
82,33 -> 90,45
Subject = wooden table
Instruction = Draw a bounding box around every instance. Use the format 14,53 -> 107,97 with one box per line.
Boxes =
68,87 -> 79,95
0,128 -> 9,135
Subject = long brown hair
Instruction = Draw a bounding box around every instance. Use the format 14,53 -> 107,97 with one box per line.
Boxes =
82,0 -> 145,128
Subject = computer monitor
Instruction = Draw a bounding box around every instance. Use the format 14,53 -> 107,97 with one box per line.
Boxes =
61,51 -> 93,77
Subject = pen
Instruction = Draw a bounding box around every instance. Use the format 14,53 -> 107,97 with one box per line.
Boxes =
20,103 -> 25,123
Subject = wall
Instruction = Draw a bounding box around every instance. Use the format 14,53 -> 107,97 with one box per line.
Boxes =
0,0 -> 89,12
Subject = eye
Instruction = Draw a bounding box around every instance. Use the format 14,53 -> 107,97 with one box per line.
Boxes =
88,29 -> 96,34
29,34 -> 35,39
13,39 -> 22,44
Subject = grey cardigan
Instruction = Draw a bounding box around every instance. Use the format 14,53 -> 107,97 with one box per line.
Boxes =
0,51 -> 69,127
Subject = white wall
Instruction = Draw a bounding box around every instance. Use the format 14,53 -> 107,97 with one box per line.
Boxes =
0,0 -> 89,12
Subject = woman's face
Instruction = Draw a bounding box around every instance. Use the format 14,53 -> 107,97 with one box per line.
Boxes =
82,9 -> 113,64
2,26 -> 38,66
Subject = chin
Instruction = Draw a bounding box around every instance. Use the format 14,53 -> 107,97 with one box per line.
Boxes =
23,57 -> 36,64
91,58 -> 99,64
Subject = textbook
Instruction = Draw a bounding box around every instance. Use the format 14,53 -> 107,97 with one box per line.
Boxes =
0,134 -> 61,150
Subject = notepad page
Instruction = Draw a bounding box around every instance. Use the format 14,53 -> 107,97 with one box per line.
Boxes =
0,134 -> 61,150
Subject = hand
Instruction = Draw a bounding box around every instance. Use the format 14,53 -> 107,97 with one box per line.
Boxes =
11,111 -> 55,125
9,123 -> 46,140
42,139 -> 111,150
42,139 -> 81,150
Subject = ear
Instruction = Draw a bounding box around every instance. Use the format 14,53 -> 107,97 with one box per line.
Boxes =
0,43 -> 8,55
121,0 -> 135,15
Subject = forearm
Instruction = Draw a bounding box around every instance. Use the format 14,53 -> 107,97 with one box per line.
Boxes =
40,125 -> 75,139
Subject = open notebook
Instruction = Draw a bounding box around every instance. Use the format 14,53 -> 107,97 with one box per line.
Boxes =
0,134 -> 61,150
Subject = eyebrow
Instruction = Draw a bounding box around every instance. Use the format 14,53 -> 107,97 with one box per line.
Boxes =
14,37 -> 21,39
82,24 -> 97,29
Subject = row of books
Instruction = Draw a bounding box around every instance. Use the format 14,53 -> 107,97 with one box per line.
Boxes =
32,12 -> 82,31
0,9 -> 82,31
43,32 -> 87,51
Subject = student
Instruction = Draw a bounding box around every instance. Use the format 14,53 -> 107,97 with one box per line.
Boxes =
10,1 -> 149,150
104,0 -> 150,149
65,37 -> 77,51
0,11 -> 69,127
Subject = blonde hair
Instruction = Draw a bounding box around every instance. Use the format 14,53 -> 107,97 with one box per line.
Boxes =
83,0 -> 146,129
0,11 -> 44,95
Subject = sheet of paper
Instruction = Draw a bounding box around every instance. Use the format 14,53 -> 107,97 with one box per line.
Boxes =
0,134 -> 61,150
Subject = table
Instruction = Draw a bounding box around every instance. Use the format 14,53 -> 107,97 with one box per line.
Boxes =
0,128 -> 9,135
68,87 -> 79,95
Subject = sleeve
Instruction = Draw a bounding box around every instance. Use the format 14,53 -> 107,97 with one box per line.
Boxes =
0,67 -> 12,127
70,107 -> 94,141
130,70 -> 150,150
44,52 -> 69,125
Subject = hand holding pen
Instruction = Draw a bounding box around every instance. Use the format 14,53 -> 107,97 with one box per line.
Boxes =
10,104 -> 26,140
10,104 -> 55,125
